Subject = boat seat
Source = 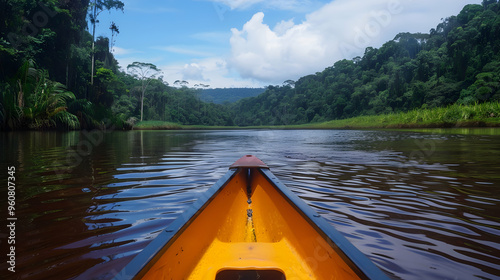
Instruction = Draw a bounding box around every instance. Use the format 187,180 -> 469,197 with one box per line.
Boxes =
187,238 -> 314,279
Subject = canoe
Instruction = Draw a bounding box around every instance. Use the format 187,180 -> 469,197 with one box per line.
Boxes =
113,155 -> 389,280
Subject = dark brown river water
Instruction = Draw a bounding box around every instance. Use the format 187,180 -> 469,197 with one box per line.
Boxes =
1,129 -> 499,280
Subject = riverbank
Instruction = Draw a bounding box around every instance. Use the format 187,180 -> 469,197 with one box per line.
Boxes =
132,121 -> 183,130
133,121 -> 240,130
313,102 -> 500,129
133,102 -> 500,130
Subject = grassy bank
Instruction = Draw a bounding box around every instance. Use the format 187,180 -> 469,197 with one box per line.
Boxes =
133,121 -> 243,130
133,102 -> 500,130
133,121 -> 182,130
311,102 -> 500,129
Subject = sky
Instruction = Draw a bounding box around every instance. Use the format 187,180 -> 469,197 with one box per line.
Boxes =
95,0 -> 483,88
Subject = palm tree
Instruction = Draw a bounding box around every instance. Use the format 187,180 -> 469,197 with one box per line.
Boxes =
14,60 -> 79,129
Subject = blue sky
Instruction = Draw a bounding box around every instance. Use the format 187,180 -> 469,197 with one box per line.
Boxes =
95,0 -> 482,88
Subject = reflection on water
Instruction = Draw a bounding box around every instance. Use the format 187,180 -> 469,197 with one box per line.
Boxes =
1,129 -> 499,280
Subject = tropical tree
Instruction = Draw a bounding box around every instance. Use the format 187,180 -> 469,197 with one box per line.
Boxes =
174,80 -> 189,87
88,0 -> 124,85
4,60 -> 80,130
283,80 -> 296,88
127,62 -> 162,121
109,21 -> 119,53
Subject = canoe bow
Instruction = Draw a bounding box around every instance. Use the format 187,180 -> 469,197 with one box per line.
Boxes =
112,155 -> 389,280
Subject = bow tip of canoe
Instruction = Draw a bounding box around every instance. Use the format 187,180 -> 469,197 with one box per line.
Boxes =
230,155 -> 269,169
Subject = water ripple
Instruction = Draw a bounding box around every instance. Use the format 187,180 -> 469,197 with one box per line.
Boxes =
3,130 -> 500,280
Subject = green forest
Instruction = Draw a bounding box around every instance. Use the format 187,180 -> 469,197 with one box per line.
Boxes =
200,88 -> 265,104
1,1 -> 499,131
0,0 -> 234,130
231,1 -> 500,126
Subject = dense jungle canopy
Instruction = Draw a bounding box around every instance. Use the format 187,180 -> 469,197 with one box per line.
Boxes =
1,1 -> 499,130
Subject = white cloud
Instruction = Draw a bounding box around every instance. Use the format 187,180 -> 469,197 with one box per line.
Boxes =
273,19 -> 295,36
160,57 -> 264,88
229,12 -> 326,83
228,0 -> 483,84
112,46 -> 264,88
182,63 -> 206,81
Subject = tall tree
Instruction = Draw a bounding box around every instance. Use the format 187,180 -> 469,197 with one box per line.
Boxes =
109,21 -> 119,53
127,62 -> 162,121
89,0 -> 124,85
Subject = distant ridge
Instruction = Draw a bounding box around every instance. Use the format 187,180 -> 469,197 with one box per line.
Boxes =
199,88 -> 265,104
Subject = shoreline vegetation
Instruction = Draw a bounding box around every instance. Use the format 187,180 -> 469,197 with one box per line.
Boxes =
133,101 -> 500,130
2,2 -> 499,132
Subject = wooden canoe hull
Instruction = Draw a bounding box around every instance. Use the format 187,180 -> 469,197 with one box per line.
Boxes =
113,156 -> 389,280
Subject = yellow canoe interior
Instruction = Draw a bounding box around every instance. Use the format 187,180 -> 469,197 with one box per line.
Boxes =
138,168 -> 363,280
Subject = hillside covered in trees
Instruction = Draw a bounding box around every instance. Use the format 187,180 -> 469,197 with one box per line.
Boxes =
199,88 -> 265,104
1,1 -> 499,130
231,1 -> 500,126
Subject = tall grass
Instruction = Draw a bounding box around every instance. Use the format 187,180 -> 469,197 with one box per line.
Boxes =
133,102 -> 500,130
133,121 -> 182,130
319,102 -> 500,129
